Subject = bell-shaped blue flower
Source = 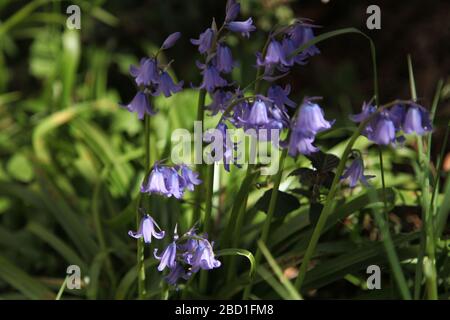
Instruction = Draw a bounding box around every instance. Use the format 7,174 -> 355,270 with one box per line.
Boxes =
179,165 -> 202,191
122,91 -> 156,120
287,22 -> 320,57
350,101 -> 376,123
162,167 -> 184,199
294,100 -> 334,137
157,71 -> 183,97
207,90 -> 233,115
187,239 -> 221,273
191,28 -> 214,54
268,84 -> 296,111
141,164 -> 170,196
341,157 -> 375,188
129,58 -> 159,86
285,131 -> 319,157
403,104 -> 432,135
165,264 -> 190,286
214,43 -> 235,74
154,241 -> 177,271
368,113 -> 396,145
128,214 -> 165,244
198,63 -> 228,92
226,18 -> 256,38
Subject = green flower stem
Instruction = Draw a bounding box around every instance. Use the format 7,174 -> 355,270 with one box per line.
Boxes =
199,162 -> 215,292
193,89 -> 207,224
243,149 -> 288,299
136,113 -> 151,299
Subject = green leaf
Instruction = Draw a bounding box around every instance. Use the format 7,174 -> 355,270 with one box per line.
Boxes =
216,248 -> 255,279
255,189 -> 300,217
6,153 -> 34,182
0,254 -> 54,300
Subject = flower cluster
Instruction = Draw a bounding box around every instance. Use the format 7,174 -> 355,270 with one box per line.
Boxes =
121,32 -> 183,120
350,101 -> 432,146
154,227 -> 221,286
257,20 -> 320,78
141,163 -> 202,199
285,99 -> 334,156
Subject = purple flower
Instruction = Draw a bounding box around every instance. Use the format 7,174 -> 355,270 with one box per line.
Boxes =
207,90 -> 234,115
341,157 -> 375,188
191,28 -> 214,54
187,239 -> 221,273
288,22 -> 320,57
245,100 -> 270,126
122,91 -> 156,120
281,37 -> 307,66
198,63 -> 228,92
214,43 -> 235,74
350,101 -> 376,123
294,100 -> 334,137
141,164 -> 170,196
162,167 -> 184,199
129,58 -> 159,86
154,241 -> 177,271
258,40 -> 288,67
161,32 -> 181,50
268,84 -> 296,111
179,165 -> 202,191
165,264 -> 190,286
128,214 -> 165,244
204,122 -> 241,172
157,71 -> 183,97
285,131 -> 319,157
389,104 -> 406,129
403,104 -> 432,135
226,18 -> 256,38
225,0 -> 240,22
368,113 -> 397,145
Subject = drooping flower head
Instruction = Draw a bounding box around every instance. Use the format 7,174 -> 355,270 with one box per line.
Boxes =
191,28 -> 215,54
197,62 -> 229,92
130,58 -> 160,87
403,103 -> 432,135
121,91 -> 156,120
268,84 -> 296,111
128,214 -> 165,244
341,157 -> 375,188
156,71 -> 183,97
287,21 -> 320,57
214,43 -> 235,74
141,164 -> 201,198
293,99 -> 334,137
226,18 -> 256,38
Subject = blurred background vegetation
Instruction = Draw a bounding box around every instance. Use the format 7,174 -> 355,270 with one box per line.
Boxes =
0,0 -> 448,299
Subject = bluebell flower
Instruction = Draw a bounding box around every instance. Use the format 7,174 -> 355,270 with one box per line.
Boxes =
367,112 -> 397,145
186,239 -> 221,273
154,241 -> 177,271
157,71 -> 183,97
287,22 -> 320,57
403,104 -> 432,135
281,37 -> 307,66
128,214 -> 165,244
122,91 -> 156,120
268,84 -> 296,111
225,0 -> 240,22
129,58 -> 159,86
191,28 -> 215,54
141,164 -> 170,196
257,40 -> 288,67
341,157 -> 375,188
161,32 -> 181,50
214,43 -> 235,74
389,104 -> 406,129
198,63 -> 228,92
165,264 -> 190,286
245,99 -> 270,126
226,18 -> 256,38
294,100 -> 334,137
349,101 -> 376,123
204,122 -> 241,172
179,164 -> 202,191
207,90 -> 234,115
285,131 -> 319,156
162,166 -> 184,199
